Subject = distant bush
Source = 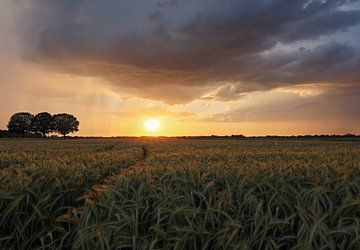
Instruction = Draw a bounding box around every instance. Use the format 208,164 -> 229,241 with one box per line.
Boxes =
0,130 -> 13,138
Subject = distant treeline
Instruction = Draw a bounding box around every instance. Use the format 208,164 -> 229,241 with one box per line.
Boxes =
48,134 -> 359,140
176,134 -> 360,140
0,112 -> 79,138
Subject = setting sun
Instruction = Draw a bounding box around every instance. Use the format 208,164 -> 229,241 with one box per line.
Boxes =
144,119 -> 160,133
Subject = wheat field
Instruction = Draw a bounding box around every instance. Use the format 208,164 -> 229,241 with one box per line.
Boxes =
0,138 -> 359,249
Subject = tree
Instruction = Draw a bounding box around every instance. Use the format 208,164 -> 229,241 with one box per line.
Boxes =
31,112 -> 54,137
53,113 -> 79,138
7,112 -> 34,136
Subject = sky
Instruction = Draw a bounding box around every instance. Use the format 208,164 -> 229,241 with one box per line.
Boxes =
1,0 -> 360,136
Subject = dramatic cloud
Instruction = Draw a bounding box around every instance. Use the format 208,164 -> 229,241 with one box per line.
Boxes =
204,86 -> 360,124
5,0 -> 360,103
204,42 -> 360,99
1,0 -> 360,135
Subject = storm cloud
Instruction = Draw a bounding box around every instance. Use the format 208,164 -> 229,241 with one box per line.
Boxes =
206,86 -> 360,122
4,0 -> 360,103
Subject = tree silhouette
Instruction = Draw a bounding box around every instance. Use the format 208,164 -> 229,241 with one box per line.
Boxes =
31,112 -> 54,137
53,113 -> 79,138
7,112 -> 34,136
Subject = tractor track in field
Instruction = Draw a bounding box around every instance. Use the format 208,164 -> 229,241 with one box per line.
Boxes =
84,160 -> 148,203
82,144 -> 150,204
55,144 -> 150,237
52,144 -> 150,248
55,144 -> 149,214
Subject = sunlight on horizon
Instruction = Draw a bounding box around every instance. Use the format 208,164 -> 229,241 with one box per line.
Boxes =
144,119 -> 161,133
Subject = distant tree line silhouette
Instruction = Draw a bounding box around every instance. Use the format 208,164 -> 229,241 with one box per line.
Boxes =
0,112 -> 79,138
177,134 -> 359,140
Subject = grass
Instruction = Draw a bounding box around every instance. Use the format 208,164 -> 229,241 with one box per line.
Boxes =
0,138 -> 359,249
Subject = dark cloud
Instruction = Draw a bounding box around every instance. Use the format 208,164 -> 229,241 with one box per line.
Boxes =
280,9 -> 360,42
204,86 -> 360,123
199,42 -> 360,101
9,0 -> 360,102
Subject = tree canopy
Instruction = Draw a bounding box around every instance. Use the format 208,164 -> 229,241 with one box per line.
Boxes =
7,112 -> 34,136
4,112 -> 79,138
31,112 -> 54,137
53,113 -> 80,138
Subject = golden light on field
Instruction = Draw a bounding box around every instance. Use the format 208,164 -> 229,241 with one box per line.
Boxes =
144,119 -> 160,133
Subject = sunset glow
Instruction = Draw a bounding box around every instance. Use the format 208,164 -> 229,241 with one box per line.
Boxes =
0,0 -> 360,136
144,119 -> 161,133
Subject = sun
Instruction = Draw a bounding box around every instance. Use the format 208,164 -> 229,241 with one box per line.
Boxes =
144,119 -> 161,133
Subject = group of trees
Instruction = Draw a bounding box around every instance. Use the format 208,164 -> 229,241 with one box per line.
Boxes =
5,112 -> 79,138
